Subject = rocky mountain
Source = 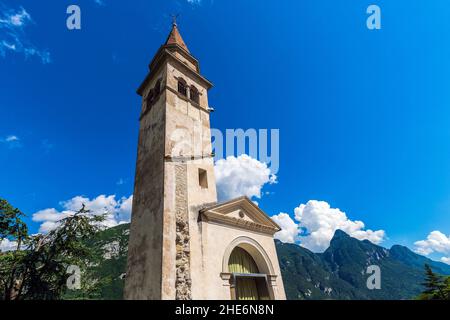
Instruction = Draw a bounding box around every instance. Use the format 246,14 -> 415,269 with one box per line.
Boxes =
279,230 -> 450,299
71,224 -> 450,300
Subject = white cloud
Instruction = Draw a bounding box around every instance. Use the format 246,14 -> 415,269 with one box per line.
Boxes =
441,257 -> 450,265
1,135 -> 22,148
214,155 -> 277,202
0,4 -> 50,64
0,238 -> 19,252
271,213 -> 299,243
9,8 -> 31,26
186,0 -> 202,4
5,135 -> 19,142
0,7 -> 31,27
32,194 -> 133,233
272,200 -> 386,252
414,231 -> 450,257
1,41 -> 15,50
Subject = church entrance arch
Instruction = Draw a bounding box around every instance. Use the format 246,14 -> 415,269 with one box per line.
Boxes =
222,237 -> 275,300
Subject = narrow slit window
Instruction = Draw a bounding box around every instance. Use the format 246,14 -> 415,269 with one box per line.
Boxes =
146,89 -> 154,111
154,79 -> 161,96
198,168 -> 208,189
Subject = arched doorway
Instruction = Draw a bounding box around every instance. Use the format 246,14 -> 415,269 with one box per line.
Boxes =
228,247 -> 271,300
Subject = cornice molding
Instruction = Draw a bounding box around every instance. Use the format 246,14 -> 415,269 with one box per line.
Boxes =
138,48 -> 213,96
201,211 -> 279,235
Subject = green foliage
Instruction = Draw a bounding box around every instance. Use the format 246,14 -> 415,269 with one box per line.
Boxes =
418,264 -> 450,300
0,198 -> 29,300
0,198 -> 28,245
444,277 -> 450,299
0,199 -> 105,300
64,223 -> 129,300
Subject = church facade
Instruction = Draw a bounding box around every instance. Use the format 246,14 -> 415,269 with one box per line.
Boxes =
124,22 -> 286,300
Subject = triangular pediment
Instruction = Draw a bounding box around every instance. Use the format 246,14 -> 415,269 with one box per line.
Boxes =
199,196 -> 280,235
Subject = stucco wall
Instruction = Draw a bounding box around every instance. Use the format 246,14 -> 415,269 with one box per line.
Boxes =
192,221 -> 286,300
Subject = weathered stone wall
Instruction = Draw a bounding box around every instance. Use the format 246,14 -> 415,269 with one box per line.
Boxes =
174,164 -> 191,299
123,77 -> 166,299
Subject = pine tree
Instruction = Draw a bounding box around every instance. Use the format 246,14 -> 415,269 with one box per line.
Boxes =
1,200 -> 105,300
443,276 -> 450,300
419,264 -> 446,300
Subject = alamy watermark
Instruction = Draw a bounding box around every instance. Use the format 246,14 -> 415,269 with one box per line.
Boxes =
66,264 -> 81,290
169,120 -> 280,174
367,4 -> 382,30
366,265 -> 381,290
66,5 -> 81,30
65,4 -> 382,31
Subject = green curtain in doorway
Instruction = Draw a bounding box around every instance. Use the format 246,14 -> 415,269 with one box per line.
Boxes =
236,278 -> 259,300
228,247 -> 260,300
228,247 -> 259,274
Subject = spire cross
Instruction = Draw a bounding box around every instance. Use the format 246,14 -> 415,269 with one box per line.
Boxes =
171,14 -> 179,26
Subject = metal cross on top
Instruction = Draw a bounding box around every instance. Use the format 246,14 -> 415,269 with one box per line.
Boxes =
171,14 -> 180,26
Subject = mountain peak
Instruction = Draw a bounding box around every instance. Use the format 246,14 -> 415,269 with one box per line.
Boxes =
332,229 -> 350,239
390,244 -> 410,253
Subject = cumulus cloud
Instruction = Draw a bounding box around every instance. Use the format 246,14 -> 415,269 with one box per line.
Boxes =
441,257 -> 450,265
295,201 -> 385,252
0,4 -> 50,63
214,155 -> 277,202
271,213 -> 299,243
0,238 -> 19,252
32,194 -> 133,233
414,231 -> 450,257
272,200 -> 386,252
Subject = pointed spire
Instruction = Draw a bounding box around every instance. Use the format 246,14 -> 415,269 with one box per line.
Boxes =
165,17 -> 190,53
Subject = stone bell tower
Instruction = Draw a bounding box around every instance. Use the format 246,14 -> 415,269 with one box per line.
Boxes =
124,21 -> 217,300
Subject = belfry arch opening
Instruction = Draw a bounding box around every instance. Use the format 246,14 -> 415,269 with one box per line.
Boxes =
226,245 -> 272,300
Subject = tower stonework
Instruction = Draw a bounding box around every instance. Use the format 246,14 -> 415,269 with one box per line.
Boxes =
124,22 -> 217,300
125,23 -> 286,300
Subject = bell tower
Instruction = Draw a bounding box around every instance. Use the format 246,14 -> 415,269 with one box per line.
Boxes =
124,21 -> 217,300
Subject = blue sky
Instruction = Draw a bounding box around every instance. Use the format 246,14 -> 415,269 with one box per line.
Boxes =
1,0 -> 450,261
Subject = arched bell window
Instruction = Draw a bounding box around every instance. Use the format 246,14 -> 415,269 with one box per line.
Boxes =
190,86 -> 199,104
178,78 -> 187,97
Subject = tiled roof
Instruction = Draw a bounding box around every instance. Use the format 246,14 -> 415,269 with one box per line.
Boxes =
165,23 -> 190,53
